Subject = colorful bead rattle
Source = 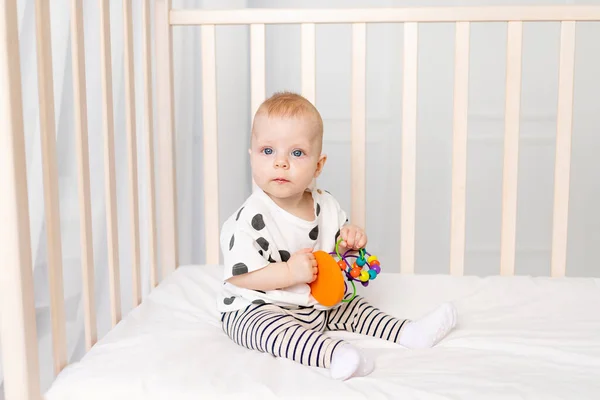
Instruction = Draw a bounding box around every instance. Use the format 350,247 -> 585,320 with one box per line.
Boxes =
309,238 -> 382,307
331,238 -> 381,302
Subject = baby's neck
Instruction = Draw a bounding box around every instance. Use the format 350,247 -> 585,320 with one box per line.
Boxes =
267,190 -> 314,221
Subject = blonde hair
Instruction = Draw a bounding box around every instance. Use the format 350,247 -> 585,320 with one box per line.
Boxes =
252,91 -> 323,139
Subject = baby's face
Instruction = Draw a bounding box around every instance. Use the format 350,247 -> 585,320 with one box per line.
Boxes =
250,114 -> 325,201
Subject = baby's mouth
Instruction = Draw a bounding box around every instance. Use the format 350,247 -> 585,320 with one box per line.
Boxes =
273,178 -> 290,184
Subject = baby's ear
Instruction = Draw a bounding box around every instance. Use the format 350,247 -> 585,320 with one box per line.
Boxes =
314,154 -> 327,177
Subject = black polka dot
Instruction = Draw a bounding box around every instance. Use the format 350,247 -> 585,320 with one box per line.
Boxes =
235,207 -> 244,221
268,255 -> 276,263
279,250 -> 290,262
252,299 -> 266,305
259,250 -> 264,256
223,296 -> 235,305
251,214 -> 265,230
309,226 -> 319,240
345,218 -> 349,223
316,203 -> 321,216
232,263 -> 248,276
229,234 -> 235,250
256,237 -> 269,251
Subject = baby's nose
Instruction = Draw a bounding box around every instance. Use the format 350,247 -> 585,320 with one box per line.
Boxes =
275,158 -> 289,168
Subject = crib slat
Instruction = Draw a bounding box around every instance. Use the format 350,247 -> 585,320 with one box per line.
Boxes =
250,23 -> 266,190
201,25 -> 221,265
351,23 -> 367,229
301,23 -> 316,104
401,22 -> 418,274
450,22 -> 470,277
500,21 -> 523,277
99,0 -> 122,326
143,0 -> 159,288
0,0 -> 43,397
71,0 -> 97,351
301,23 -> 318,190
123,0 -> 142,306
34,0 -> 68,374
551,21 -> 576,278
156,0 -> 179,276
251,24 -> 266,118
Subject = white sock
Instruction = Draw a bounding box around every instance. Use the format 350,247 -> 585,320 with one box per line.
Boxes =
398,303 -> 457,349
330,344 -> 373,380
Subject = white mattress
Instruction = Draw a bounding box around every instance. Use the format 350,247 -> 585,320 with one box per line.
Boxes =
45,265 -> 600,400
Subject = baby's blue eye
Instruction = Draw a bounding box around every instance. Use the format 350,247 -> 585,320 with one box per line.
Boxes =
263,148 -> 273,155
292,150 -> 303,157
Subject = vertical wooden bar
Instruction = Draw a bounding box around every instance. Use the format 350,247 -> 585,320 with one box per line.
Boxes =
250,24 -> 266,118
449,22 -> 470,277
250,23 -> 265,190
201,25 -> 220,264
99,0 -> 121,326
34,0 -> 68,374
351,23 -> 366,229
123,0 -> 141,306
155,0 -> 179,276
71,0 -> 97,350
500,21 -> 523,277
142,0 -> 159,288
0,0 -> 42,398
301,23 -> 318,190
401,22 -> 418,274
551,21 -> 576,278
301,23 -> 316,104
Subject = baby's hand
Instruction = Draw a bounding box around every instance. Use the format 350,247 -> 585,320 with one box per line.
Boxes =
340,224 -> 368,250
286,248 -> 318,285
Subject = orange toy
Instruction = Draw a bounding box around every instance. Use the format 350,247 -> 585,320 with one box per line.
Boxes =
309,251 -> 345,307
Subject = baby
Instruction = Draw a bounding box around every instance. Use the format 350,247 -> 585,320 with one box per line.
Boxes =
218,92 -> 457,380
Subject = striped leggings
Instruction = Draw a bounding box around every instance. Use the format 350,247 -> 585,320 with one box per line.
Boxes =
221,295 -> 408,368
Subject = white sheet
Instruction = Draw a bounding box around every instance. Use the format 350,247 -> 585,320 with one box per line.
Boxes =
45,265 -> 600,400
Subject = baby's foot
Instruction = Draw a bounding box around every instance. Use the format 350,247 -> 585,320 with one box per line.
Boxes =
398,303 -> 457,349
330,343 -> 374,380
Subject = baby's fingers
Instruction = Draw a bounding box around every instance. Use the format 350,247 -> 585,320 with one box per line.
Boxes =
357,233 -> 368,249
346,230 -> 358,248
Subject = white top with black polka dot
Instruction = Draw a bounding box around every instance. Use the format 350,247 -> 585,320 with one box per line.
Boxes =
217,187 -> 348,313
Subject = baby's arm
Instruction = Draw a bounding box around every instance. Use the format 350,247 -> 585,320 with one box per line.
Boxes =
226,261 -> 292,291
226,248 -> 318,291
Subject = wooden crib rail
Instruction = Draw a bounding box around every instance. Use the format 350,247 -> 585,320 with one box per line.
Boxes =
155,0 -> 179,277
1,0 -> 162,398
143,0 -> 159,290
201,24 -> 220,265
71,0 -> 98,352
123,0 -> 142,309
500,21 -> 524,277
401,22 -> 418,275
1,2 -> 43,400
34,0 -> 68,376
170,6 -> 600,25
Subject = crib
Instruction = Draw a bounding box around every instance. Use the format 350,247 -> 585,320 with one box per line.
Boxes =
2,2 -> 600,399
